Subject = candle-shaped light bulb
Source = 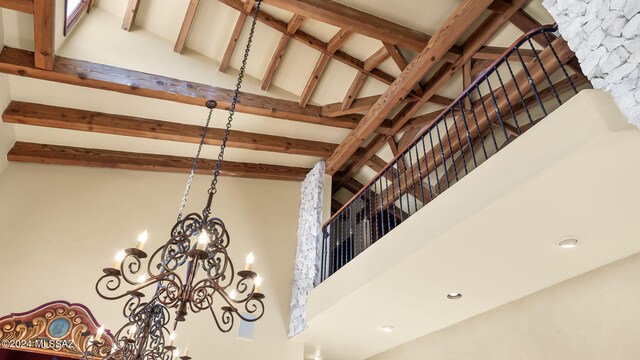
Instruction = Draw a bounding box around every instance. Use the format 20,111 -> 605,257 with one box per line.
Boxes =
113,249 -> 126,269
196,232 -> 208,251
254,275 -> 263,293
137,273 -> 148,284
183,344 -> 190,357
245,252 -> 254,271
136,230 -> 148,250
169,332 -> 176,347
229,290 -> 237,300
128,324 -> 137,339
173,349 -> 179,359
96,326 -> 105,342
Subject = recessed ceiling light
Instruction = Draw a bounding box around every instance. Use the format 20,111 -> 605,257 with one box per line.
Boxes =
559,237 -> 578,249
447,292 -> 462,300
382,325 -> 394,332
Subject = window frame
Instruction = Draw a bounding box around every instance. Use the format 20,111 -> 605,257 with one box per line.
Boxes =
64,0 -> 88,36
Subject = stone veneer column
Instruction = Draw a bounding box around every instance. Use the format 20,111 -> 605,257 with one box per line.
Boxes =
288,161 -> 325,337
543,0 -> 640,126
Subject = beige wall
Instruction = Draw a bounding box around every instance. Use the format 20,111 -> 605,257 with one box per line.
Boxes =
0,163 -> 304,359
0,8 -> 13,174
369,252 -> 640,360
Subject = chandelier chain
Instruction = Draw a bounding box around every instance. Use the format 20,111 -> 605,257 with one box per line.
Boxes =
206,0 -> 263,202
177,108 -> 214,222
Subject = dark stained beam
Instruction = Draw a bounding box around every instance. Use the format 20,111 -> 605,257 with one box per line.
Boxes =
2,101 -> 339,157
8,142 -> 311,181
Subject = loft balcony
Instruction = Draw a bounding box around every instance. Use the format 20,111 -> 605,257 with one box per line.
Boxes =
294,27 -> 640,359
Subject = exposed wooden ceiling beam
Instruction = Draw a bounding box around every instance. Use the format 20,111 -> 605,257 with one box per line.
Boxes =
33,0 -> 54,70
219,11 -> 247,72
261,14 -> 305,91
326,28 -> 352,54
2,101 -> 339,158
0,0 -> 33,13
331,0 -> 530,181
473,45 -> 539,61
383,42 -> 424,97
298,26 -> 352,107
340,71 -> 367,112
8,142 -> 310,181
365,155 -> 387,173
218,0 -> 412,89
0,47 -> 386,131
324,0 -> 494,175
363,47 -> 390,72
122,0 -> 141,31
323,95 -> 413,118
174,0 -> 201,54
262,0 -> 462,62
299,53 -> 330,107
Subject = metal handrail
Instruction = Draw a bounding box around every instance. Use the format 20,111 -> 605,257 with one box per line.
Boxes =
323,25 -> 560,227
318,25 -> 583,283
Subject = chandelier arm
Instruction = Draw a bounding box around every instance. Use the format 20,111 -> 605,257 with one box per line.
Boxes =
202,0 -> 263,218
208,306 -> 234,333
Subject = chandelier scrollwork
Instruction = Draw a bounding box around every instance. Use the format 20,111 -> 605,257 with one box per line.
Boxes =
84,1 -> 265,359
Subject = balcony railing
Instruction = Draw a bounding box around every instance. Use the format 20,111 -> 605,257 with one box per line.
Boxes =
319,26 -> 589,283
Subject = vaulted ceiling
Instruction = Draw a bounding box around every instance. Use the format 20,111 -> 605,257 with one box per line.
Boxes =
0,0 -> 578,208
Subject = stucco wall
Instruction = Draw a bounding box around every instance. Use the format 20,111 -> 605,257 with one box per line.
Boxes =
0,163 -> 304,360
369,252 -> 640,360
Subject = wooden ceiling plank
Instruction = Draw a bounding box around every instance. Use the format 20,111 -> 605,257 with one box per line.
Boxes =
325,0 -> 494,175
340,71 -> 367,111
33,0 -> 54,70
8,142 -> 310,181
261,0 -> 463,62
219,11 -> 248,72
174,0 -> 201,54
299,53 -> 331,107
122,0 -> 141,31
0,0 -> 33,13
218,0 -> 411,88
0,47 -> 379,131
2,101 -> 339,157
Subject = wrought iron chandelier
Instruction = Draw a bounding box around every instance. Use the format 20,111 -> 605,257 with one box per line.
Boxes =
83,1 -> 265,359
